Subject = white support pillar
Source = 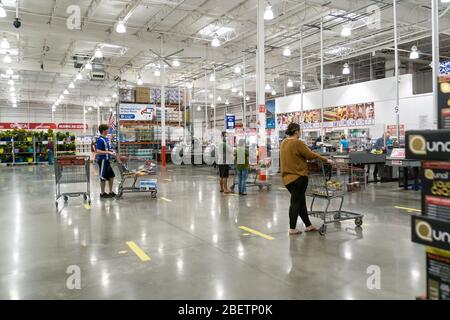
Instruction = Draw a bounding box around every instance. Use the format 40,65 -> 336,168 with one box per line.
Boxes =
243,52 -> 247,129
205,68 -> 208,132
257,0 -> 266,156
161,35 -> 167,166
300,27 -> 304,140
97,104 -> 100,128
183,86 -> 187,145
432,0 -> 440,129
178,86 -> 181,127
213,66 -> 216,135
393,0 -> 400,141
83,100 -> 86,134
320,18 -> 324,141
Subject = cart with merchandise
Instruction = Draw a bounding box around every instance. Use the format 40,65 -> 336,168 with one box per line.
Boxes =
230,158 -> 272,192
113,154 -> 158,199
306,160 -> 363,235
54,156 -> 91,208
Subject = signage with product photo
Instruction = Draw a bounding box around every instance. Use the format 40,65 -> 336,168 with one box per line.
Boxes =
426,247 -> 450,300
411,215 -> 450,251
406,130 -> 450,161
225,114 -> 235,130
119,104 -> 155,121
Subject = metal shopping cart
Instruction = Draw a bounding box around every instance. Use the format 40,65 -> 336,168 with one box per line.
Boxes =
113,155 -> 158,199
54,156 -> 91,208
306,160 -> 363,235
230,165 -> 272,192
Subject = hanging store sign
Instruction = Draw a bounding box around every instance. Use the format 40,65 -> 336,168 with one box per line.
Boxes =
0,123 -> 57,130
119,104 -> 155,121
57,123 -> 88,130
406,130 -> 450,161
226,114 -> 235,130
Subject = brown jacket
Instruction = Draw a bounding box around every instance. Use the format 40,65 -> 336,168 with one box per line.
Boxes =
280,138 -> 328,186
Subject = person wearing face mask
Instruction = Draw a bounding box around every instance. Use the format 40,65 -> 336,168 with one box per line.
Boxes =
280,123 -> 334,235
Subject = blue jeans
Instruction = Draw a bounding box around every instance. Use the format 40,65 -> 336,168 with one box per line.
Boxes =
237,169 -> 249,194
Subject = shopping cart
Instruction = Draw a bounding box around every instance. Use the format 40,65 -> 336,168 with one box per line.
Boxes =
230,166 -> 272,192
306,160 -> 363,235
54,156 -> 91,208
113,155 -> 158,199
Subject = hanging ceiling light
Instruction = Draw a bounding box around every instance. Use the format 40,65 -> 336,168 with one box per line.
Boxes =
341,25 -> 352,37
137,75 -> 144,86
225,99 -> 229,105
88,106 -> 93,112
265,84 -> 271,90
238,90 -> 243,97
99,101 -> 103,106
10,92 -> 15,97
116,20 -> 127,33
3,53 -> 11,64
172,59 -> 180,67
8,79 -> 14,86
271,89 -> 277,96
211,103 -> 215,109
76,73 -> 83,80
6,68 -> 13,75
209,93 -> 213,99
186,82 -> 193,89
12,104 -> 17,108
68,82 -> 75,89
112,92 -> 118,99
209,74 -> 215,82
9,86 -> 15,92
94,48 -> 103,58
234,66 -> 241,74
85,62 -> 93,70
1,38 -> 9,49
217,96 -> 222,102
154,69 -> 161,77
246,96 -> 250,101
105,97 -> 111,102
0,4 -> 7,18
55,100 -> 60,106
63,89 -> 69,95
287,79 -> 294,87
264,5 -> 274,20
211,36 -> 221,47
342,63 -> 351,75
109,108 -> 113,112
196,106 -> 201,111
283,46 -> 291,57
410,46 -> 419,60
231,87 -> 238,93
59,94 -> 64,100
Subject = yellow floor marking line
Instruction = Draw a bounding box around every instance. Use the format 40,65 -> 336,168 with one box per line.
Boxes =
159,197 -> 173,202
84,203 -> 91,210
239,226 -> 274,240
118,251 -> 128,255
126,241 -> 151,262
242,233 -> 251,236
395,206 -> 421,213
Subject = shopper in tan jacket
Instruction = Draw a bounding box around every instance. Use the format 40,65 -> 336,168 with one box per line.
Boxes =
281,123 -> 333,235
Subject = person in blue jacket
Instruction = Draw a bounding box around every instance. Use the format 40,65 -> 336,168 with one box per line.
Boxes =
339,134 -> 350,153
96,124 -> 116,199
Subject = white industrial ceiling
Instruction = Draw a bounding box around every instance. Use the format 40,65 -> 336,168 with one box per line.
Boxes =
0,0 -> 449,113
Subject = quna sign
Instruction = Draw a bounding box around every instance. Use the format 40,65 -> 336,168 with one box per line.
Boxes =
406,130 -> 450,161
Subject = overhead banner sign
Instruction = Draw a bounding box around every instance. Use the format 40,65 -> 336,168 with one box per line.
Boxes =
226,114 -> 235,130
58,123 -> 88,130
119,104 -> 155,121
0,123 -> 57,129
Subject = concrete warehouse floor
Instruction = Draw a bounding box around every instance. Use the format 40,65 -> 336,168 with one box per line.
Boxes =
0,164 -> 424,299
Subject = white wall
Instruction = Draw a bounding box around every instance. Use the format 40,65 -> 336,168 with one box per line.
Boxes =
275,74 -> 435,138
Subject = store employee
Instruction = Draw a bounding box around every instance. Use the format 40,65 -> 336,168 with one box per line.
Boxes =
96,124 -> 116,199
339,134 -> 350,153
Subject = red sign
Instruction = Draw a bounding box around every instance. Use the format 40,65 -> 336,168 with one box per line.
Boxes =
259,105 -> 266,113
390,148 -> 406,159
58,123 -> 88,130
386,124 -> 405,136
0,123 -> 56,129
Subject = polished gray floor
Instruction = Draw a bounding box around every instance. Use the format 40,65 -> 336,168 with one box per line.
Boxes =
0,164 -> 425,300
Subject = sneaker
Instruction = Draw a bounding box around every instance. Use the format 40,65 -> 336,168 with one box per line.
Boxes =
100,193 -> 111,199
109,192 -> 117,197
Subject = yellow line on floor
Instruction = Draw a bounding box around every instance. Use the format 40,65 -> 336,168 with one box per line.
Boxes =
84,203 -> 91,210
159,197 -> 172,202
126,241 -> 151,262
395,206 -> 421,213
239,226 -> 275,240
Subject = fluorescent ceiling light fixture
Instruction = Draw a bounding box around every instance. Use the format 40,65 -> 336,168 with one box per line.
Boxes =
211,37 -> 221,48
211,103 -> 215,108
265,84 -> 271,90
246,96 -> 250,101
172,60 -> 180,67
225,99 -> 229,105
283,47 -> 291,57
341,25 -> 352,37
112,93 -> 118,98
410,46 -> 419,60
68,82 -> 75,89
8,79 -> 14,86
1,38 -> 9,49
94,48 -> 103,58
116,20 -> 127,34
105,97 -> 111,102
234,66 -> 241,74
342,63 -> 351,75
209,94 -> 213,99
287,79 -> 293,87
209,74 -> 215,82
3,53 -> 11,64
271,89 -> 277,96
154,69 -> 160,77
137,76 -> 143,86
231,87 -> 237,93
99,101 -> 103,106
12,104 -> 17,108
186,82 -> 193,89
0,4 -> 7,18
238,90 -> 243,97
76,73 -> 82,80
6,68 -> 13,75
109,108 -> 113,112
59,95 -> 64,100
85,62 -> 92,70
88,107 -> 92,111
63,89 -> 69,95
217,96 -> 222,102
264,5 -> 274,20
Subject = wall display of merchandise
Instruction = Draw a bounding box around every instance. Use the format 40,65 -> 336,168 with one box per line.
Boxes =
119,87 -> 187,105
76,136 -> 94,157
55,132 -> 77,157
406,130 -> 450,300
276,102 -> 375,130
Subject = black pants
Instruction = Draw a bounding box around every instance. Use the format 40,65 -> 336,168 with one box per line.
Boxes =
286,176 -> 312,229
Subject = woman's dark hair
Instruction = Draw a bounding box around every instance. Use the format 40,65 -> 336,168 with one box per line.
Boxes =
285,123 -> 300,136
